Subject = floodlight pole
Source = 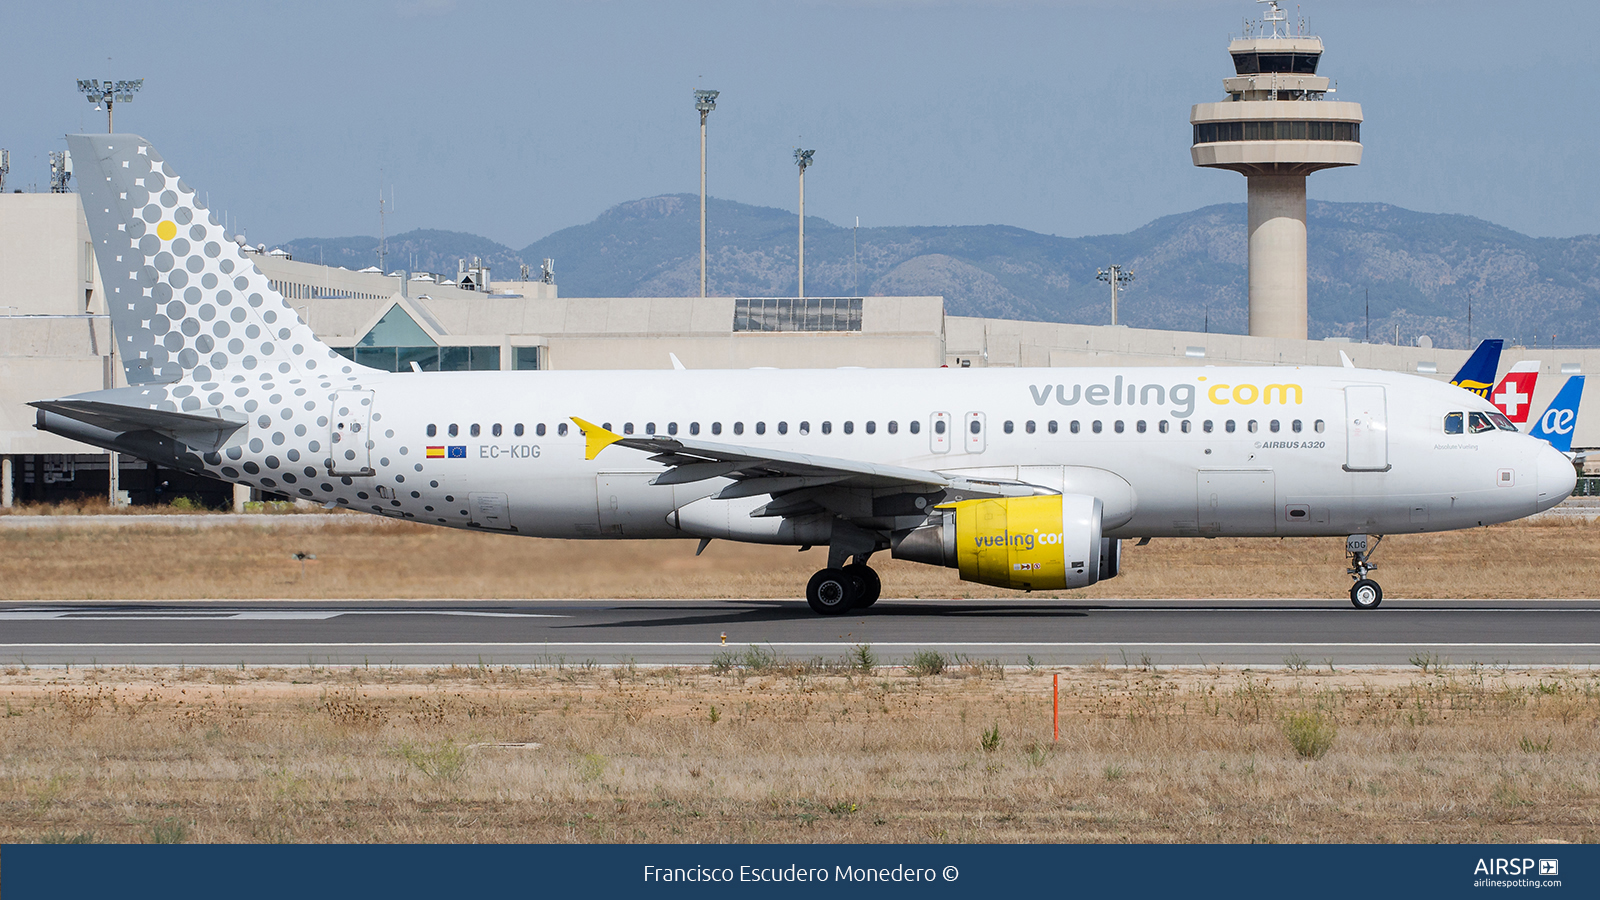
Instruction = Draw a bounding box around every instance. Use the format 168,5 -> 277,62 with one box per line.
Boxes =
1096,264 -> 1134,326
77,78 -> 142,133
695,90 -> 719,299
795,148 -> 814,298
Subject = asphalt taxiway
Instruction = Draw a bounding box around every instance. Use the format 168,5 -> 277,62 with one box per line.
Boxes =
1,598 -> 1597,667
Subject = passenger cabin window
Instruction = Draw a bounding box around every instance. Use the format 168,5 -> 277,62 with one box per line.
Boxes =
865,421 -> 876,434
1314,419 -> 1326,433
515,423 -> 525,437
969,420 -> 981,434
533,424 -> 543,436
821,421 -> 831,435
1048,421 -> 1058,434
909,421 -> 920,434
624,423 -> 634,435
558,423 -> 569,436
1246,420 -> 1258,433
668,422 -> 679,435
448,424 -> 459,437
1225,420 -> 1236,433
843,421 -> 854,434
755,422 -> 765,435
1469,412 -> 1495,434
1003,420 -> 1014,434
734,422 -> 745,435
1202,420 -> 1214,433
778,422 -> 788,434
1292,419 -> 1303,433
1113,420 -> 1124,433
492,423 -> 502,437
427,424 -> 437,437
690,422 -> 700,435
1136,420 -> 1146,434
1070,421 -> 1081,434
712,422 -> 722,435
933,419 -> 945,434
1444,412 -> 1464,435
1026,421 -> 1036,434
1181,420 -> 1192,433
645,423 -> 656,435
1092,421 -> 1102,434
886,421 -> 897,434
1158,420 -> 1169,434
1269,420 -> 1280,433
470,424 -> 481,437
800,421 -> 810,435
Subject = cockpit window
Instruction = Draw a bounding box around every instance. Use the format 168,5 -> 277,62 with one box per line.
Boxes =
1468,412 -> 1496,434
1444,412 -> 1464,435
1488,411 -> 1518,432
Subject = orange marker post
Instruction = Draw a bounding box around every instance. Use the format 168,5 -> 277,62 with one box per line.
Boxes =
1052,672 -> 1059,742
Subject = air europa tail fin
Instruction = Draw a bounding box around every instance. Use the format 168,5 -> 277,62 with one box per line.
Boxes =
65,133 -> 363,386
1529,376 -> 1585,452
1450,339 -> 1503,398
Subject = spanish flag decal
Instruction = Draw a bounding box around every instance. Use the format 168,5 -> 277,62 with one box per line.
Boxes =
426,446 -> 446,458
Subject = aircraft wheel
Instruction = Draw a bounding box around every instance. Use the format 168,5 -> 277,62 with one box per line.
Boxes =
807,568 -> 856,615
1350,579 -> 1383,610
845,564 -> 881,608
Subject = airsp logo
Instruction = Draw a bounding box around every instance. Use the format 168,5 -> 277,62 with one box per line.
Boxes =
1473,858 -> 1554,876
1540,407 -> 1576,435
1540,859 -> 1559,876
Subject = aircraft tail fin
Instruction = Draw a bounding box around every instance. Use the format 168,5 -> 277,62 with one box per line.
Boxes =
1450,339 -> 1503,398
1529,375 -> 1585,453
65,133 -> 365,387
1488,360 -> 1541,423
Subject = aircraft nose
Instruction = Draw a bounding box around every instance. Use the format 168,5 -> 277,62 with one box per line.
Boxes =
1535,443 -> 1577,512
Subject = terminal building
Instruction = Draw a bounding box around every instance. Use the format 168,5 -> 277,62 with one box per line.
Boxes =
0,3 -> 1593,507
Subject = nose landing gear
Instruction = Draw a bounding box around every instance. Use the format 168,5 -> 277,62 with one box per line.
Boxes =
1346,533 -> 1384,609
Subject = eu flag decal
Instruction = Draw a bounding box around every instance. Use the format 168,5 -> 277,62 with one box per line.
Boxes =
448,446 -> 467,458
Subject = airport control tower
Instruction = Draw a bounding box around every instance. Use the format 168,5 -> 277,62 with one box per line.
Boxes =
1191,1 -> 1362,340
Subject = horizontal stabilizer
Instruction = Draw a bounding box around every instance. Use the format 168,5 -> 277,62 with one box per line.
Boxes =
31,398 -> 247,453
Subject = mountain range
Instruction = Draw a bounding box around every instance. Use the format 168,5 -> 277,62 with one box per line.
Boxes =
280,196 -> 1600,349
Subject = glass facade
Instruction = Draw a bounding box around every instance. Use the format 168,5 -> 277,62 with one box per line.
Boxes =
1231,52 -> 1320,75
734,298 -> 863,333
1193,120 -> 1359,144
333,304 -> 501,372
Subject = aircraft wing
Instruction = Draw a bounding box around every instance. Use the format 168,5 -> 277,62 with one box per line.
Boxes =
570,417 -> 950,497
30,398 -> 248,453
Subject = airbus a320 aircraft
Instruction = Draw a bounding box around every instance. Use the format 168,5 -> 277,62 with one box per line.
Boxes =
33,135 -> 1577,614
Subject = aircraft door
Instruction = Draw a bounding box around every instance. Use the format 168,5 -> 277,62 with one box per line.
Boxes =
964,412 -> 986,453
329,389 -> 374,476
1344,386 -> 1390,472
930,412 -> 951,453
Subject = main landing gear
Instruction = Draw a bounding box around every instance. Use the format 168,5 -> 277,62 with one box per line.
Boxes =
1345,533 -> 1384,610
805,562 -> 882,615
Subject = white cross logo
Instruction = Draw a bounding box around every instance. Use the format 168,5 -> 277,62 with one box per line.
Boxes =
1495,381 -> 1529,417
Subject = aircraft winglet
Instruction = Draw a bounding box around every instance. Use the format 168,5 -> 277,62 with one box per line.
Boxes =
570,417 -> 624,460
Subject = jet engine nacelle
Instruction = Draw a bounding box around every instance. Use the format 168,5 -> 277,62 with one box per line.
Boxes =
891,493 -> 1120,590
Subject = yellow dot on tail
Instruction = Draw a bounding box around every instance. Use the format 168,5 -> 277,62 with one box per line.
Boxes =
156,220 -> 177,241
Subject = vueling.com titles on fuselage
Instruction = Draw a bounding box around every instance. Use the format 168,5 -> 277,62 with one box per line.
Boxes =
1027,377 -> 1304,419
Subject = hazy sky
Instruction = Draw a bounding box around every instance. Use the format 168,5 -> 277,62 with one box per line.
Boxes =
7,0 -> 1595,248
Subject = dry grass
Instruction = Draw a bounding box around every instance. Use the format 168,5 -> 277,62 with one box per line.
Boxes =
0,513 -> 1594,600
2,662 -> 1598,843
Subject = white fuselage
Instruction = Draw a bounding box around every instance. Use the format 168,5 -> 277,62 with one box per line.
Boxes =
209,363 -> 1569,541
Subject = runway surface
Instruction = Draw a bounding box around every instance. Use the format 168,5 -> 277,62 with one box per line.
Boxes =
2,598 -> 1598,667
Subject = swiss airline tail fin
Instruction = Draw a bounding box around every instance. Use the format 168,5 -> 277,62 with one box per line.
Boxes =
1488,360 -> 1541,423
1450,339 -> 1503,398
1529,376 -> 1585,452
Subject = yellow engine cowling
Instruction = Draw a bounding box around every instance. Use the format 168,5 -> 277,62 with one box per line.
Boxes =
891,493 -> 1117,591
